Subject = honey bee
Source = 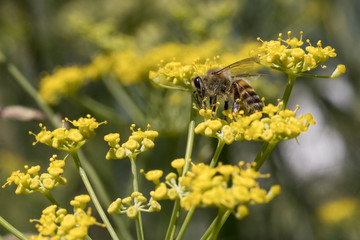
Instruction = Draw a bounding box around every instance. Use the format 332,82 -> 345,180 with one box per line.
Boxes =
192,57 -> 263,115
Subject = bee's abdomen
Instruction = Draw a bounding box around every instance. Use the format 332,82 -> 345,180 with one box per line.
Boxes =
232,79 -> 263,113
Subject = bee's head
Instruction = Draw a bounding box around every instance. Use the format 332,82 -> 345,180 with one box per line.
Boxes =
192,76 -> 205,98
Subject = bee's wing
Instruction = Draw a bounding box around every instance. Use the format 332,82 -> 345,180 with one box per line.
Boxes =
231,73 -> 265,80
212,57 -> 260,75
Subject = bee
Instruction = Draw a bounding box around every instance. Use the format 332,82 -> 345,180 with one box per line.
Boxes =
192,57 -> 263,115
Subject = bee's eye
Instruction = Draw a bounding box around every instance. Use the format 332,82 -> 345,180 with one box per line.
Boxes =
193,76 -> 202,89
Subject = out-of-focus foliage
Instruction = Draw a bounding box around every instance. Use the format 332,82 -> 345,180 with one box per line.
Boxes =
0,0 -> 359,239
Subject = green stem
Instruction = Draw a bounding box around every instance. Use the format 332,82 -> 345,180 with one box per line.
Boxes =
175,206 -> 196,240
0,216 -> 27,240
165,98 -> 197,240
209,140 -> 225,168
282,74 -> 297,110
202,209 -> 231,240
70,151 -> 119,240
253,142 -> 277,171
130,156 -> 144,240
78,151 -> 133,240
175,125 -> 226,240
252,73 -> 297,170
181,103 -> 197,176
165,199 -> 181,240
43,191 -> 59,206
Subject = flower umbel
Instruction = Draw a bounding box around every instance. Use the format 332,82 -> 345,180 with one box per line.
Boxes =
29,195 -> 104,240
251,31 -> 345,76
107,192 -> 161,218
105,124 -> 159,160
2,155 -> 67,195
29,115 -> 106,152
149,57 -> 221,91
145,159 -> 280,219
195,100 -> 316,145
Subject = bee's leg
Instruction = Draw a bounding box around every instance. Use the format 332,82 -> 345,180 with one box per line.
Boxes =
224,100 -> 228,111
209,95 -> 217,118
192,91 -> 202,109
223,101 -> 229,121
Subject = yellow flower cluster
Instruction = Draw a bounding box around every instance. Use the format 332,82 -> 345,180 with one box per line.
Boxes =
149,57 -> 221,91
2,155 -> 67,195
107,191 -> 161,219
39,66 -> 87,105
104,124 -> 158,160
195,101 -> 316,144
144,159 -> 281,219
38,40 -> 256,105
250,31 -> 345,75
30,115 -> 106,152
29,195 -> 104,240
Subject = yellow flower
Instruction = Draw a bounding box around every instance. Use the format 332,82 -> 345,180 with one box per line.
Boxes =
149,57 -> 221,91
105,124 -> 159,160
108,191 -> 161,218
30,115 -> 106,152
179,161 -> 280,217
39,66 -> 86,105
145,160 -> 280,219
2,155 -> 67,194
251,31 -> 345,77
144,170 -> 163,185
29,195 -> 104,240
317,198 -> 359,224
195,101 -> 315,144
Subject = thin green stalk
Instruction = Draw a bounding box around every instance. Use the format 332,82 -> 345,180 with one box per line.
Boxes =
44,191 -> 59,206
70,151 -> 119,240
181,103 -> 197,176
78,151 -> 133,240
129,156 -> 144,240
209,140 -> 225,168
165,98 -> 197,240
282,74 -> 297,110
201,209 -> 231,240
0,216 -> 27,240
176,128 -> 226,240
165,199 -> 181,240
253,73 -> 297,170
102,77 -> 146,125
253,142 -> 277,171
175,206 -> 196,240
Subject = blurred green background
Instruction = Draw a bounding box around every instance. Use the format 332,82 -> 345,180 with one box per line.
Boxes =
0,0 -> 359,239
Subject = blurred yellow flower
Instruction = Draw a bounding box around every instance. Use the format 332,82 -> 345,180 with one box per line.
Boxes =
38,40 -> 257,105
317,198 -> 360,224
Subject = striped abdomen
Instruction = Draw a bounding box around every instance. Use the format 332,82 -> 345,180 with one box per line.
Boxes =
232,79 -> 263,114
